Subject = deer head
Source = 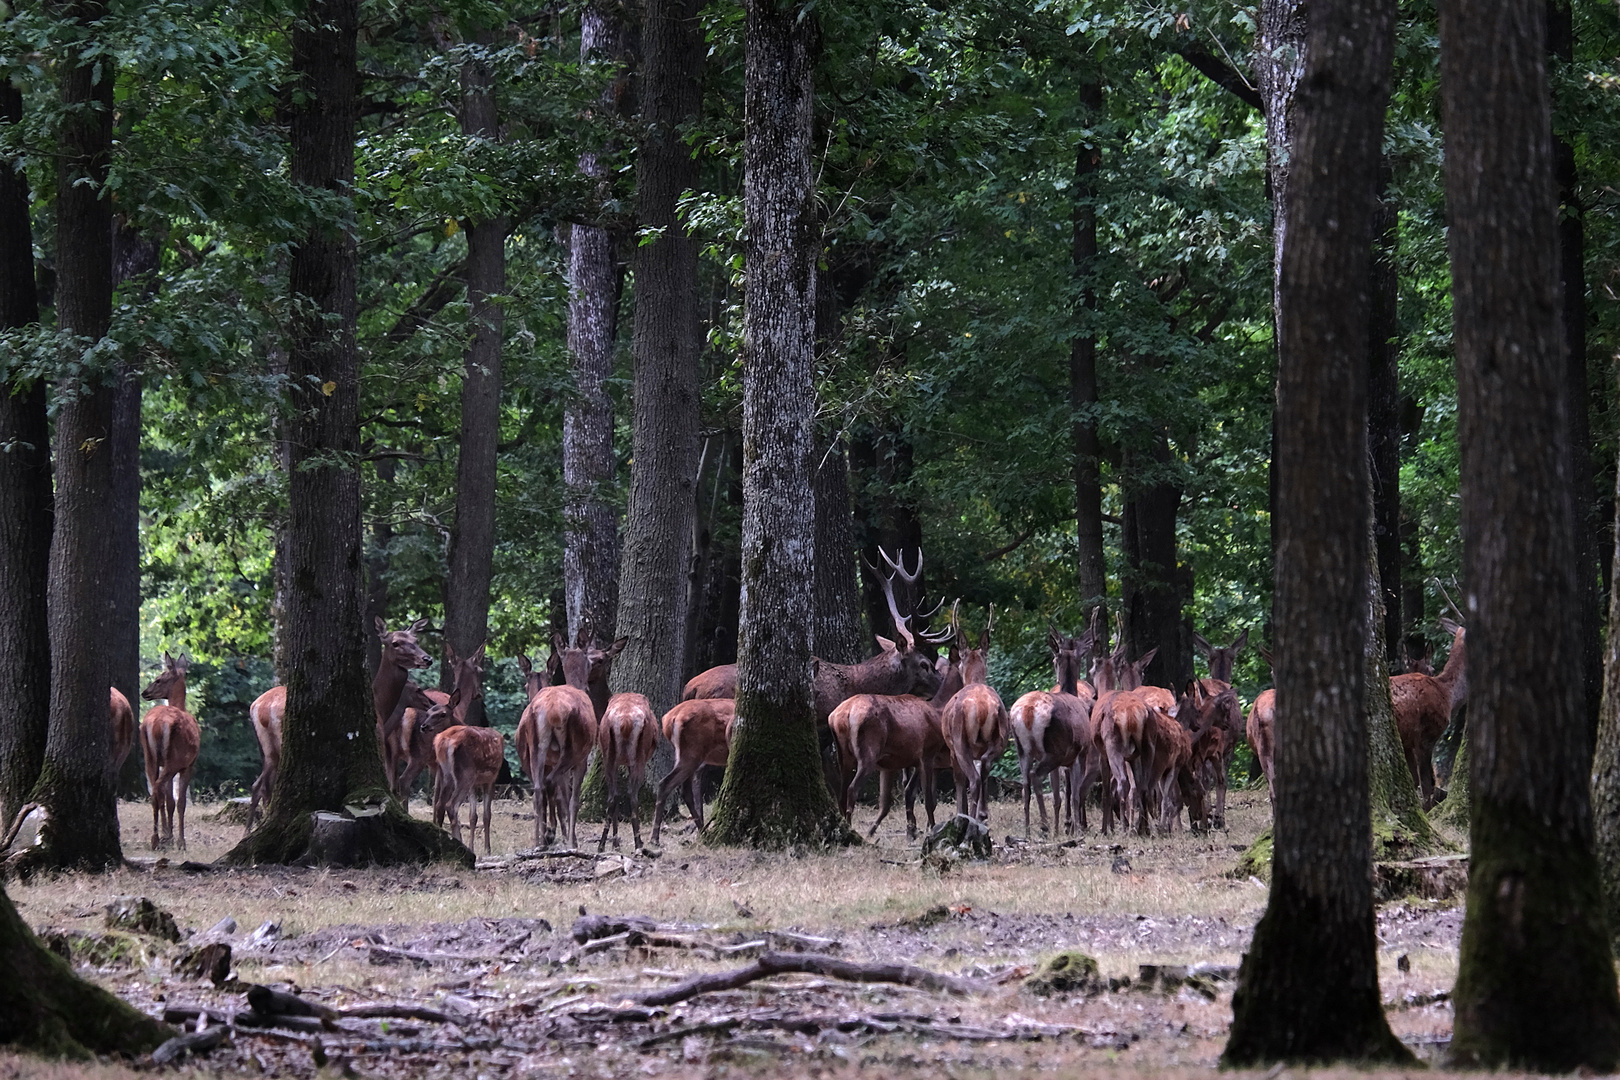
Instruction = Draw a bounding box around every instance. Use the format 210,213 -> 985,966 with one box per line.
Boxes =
1049,624 -> 1096,696
951,603 -> 995,685
516,654 -> 547,701
1118,647 -> 1158,692
1193,628 -> 1248,684
141,652 -> 190,707
553,628 -> 595,691
1436,617 -> 1467,707
445,643 -> 487,723
375,617 -> 433,671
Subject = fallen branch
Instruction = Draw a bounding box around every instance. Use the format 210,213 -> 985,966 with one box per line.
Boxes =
246,984 -> 336,1020
638,950 -> 986,1007
163,1006 -> 234,1027
152,1026 -> 229,1064
368,943 -> 504,966
337,1004 -> 458,1023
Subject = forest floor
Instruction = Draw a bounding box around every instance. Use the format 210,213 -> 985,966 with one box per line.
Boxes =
3,788 -> 1476,1079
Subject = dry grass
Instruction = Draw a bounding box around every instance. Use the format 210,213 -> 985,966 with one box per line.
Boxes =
2,789 -> 1473,1078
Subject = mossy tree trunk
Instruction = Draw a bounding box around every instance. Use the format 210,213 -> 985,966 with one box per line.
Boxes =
0,878 -> 168,1057
0,59 -> 52,831
28,1 -> 124,872
221,0 -> 466,868
706,0 -> 852,850
1223,0 -> 1407,1063
1440,0 -> 1620,1068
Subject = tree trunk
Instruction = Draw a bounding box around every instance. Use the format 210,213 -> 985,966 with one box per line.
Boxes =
1398,393 -> 1426,661
0,878 -> 169,1056
1223,0 -> 1406,1061
1547,0 -> 1599,737
364,457 -> 395,677
812,436 -> 865,665
1440,0 -> 1620,1068
707,0 -> 850,849
222,0 -> 466,868
0,70 -> 52,830
1121,435 -> 1190,690
108,220 -> 159,798
1367,162 -> 1403,670
30,11 -> 124,871
442,33 -> 506,717
1254,0 -> 1305,317
612,0 -> 702,718
1071,76 -> 1107,632
563,3 -> 629,646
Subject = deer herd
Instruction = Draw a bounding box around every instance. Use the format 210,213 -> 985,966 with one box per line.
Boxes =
113,548 -> 1468,853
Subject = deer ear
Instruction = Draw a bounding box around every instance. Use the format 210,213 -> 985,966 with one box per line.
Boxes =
551,630 -> 565,654
1439,617 -> 1461,636
517,654 -> 532,675
444,641 -> 457,667
163,650 -> 175,667
607,636 -> 628,659
1137,647 -> 1159,669
1192,633 -> 1211,658
978,628 -> 991,651
874,635 -> 897,653
1232,628 -> 1249,653
410,618 -> 430,633
468,643 -> 486,668
374,616 -> 388,637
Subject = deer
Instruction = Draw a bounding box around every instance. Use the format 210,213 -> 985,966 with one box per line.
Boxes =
596,692 -> 659,852
1174,679 -> 1242,829
515,629 -> 600,849
1087,643 -> 1160,835
429,706 -> 505,853
939,605 -> 1008,823
1143,702 -> 1208,835
1010,624 -> 1097,839
1390,617 -> 1467,809
1194,628 -> 1249,694
682,547 -> 944,721
109,687 -> 136,781
1246,645 -> 1276,802
650,698 -> 736,846
395,642 -> 487,804
246,686 -> 284,831
372,617 -> 434,793
138,652 -> 201,850
826,551 -> 958,838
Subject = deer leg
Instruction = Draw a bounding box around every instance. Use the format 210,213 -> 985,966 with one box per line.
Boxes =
1035,763 -> 1053,837
651,760 -> 692,847
627,760 -> 646,851
482,784 -> 494,854
1020,753 -> 1035,839
175,770 -> 192,851
868,770 -> 895,839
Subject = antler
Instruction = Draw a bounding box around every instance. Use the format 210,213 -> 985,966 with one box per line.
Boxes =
873,546 -> 917,650
1433,577 -> 1466,625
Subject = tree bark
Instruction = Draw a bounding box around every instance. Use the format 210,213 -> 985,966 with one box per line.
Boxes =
1222,0 -> 1406,1061
812,436 -> 865,665
612,0 -> 702,717
442,32 -> 507,715
0,878 -> 169,1056
1071,75 -> 1107,632
1121,434 -> 1190,690
0,69 -> 52,829
706,0 -> 850,849
1440,0 -> 1620,1068
1547,0 -> 1599,736
563,3 -> 630,645
222,0 -> 466,867
30,7 -> 124,871
1254,0 -> 1305,318
1367,162 -> 1403,670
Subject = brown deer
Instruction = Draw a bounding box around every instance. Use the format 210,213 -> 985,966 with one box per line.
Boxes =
515,630 -> 599,849
596,692 -> 659,852
1088,644 -> 1160,835
682,547 -> 944,720
109,687 -> 135,780
1143,703 -> 1207,834
396,642 -> 487,803
649,697 -> 736,846
940,606 -> 1008,823
431,714 -> 505,853
1174,679 -> 1241,829
1010,625 -> 1097,838
373,617 -> 434,793
1247,646 -> 1276,801
246,686 -> 283,830
139,653 -> 201,850
1390,618 -> 1467,808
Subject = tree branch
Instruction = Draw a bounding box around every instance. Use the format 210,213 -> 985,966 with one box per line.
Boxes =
1173,42 -> 1264,113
